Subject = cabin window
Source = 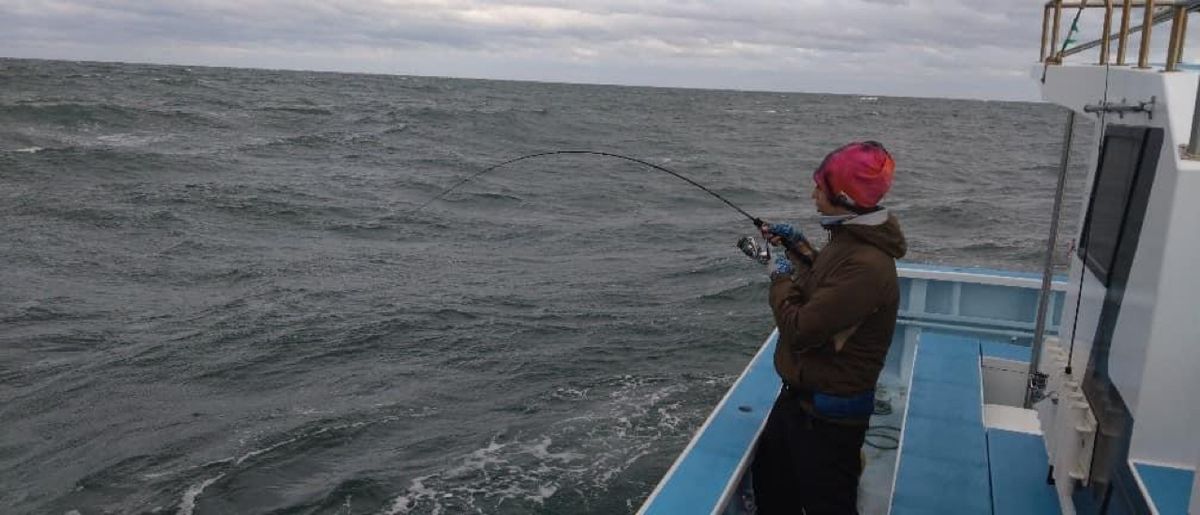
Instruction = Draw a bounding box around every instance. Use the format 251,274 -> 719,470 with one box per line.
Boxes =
1078,125 -> 1161,285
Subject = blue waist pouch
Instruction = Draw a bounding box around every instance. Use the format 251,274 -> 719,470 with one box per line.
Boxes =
812,389 -> 876,419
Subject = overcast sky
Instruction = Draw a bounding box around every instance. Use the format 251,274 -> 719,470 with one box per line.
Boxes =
0,1 -> 1153,100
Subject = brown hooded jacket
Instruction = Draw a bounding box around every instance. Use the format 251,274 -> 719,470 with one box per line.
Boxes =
768,211 -> 907,398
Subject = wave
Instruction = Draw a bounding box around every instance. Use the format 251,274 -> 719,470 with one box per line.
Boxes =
238,133 -> 332,150
254,105 -> 335,116
170,408 -> 434,515
2,101 -> 135,124
0,300 -> 89,324
391,105 -> 553,126
237,128 -> 399,152
0,102 -> 225,129
385,374 -> 708,514
442,191 -> 525,204
693,279 -> 766,304
152,76 -> 203,87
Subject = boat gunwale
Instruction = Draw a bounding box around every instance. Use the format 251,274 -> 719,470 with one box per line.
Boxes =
640,265 -> 1068,513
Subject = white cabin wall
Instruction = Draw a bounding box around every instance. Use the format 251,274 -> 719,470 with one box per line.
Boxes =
1116,146 -> 1176,457
1103,110 -> 1172,418
1128,163 -> 1200,467
1041,65 -> 1200,468
1023,61 -> 1200,512
1127,76 -> 1200,468
1095,71 -> 1172,414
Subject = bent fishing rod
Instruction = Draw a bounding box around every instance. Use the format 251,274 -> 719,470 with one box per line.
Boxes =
414,150 -> 758,221
412,150 -> 808,262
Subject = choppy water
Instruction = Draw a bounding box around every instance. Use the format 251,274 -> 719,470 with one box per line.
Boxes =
0,57 -> 1092,514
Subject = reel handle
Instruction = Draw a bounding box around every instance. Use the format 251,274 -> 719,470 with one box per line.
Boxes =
754,218 -> 814,266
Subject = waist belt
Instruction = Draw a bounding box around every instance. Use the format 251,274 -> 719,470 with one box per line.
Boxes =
782,382 -> 875,419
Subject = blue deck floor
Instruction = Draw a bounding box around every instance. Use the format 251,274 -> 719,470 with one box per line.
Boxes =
987,429 -> 1059,515
891,331 -> 1058,515
891,332 -> 991,515
1134,462 -> 1196,515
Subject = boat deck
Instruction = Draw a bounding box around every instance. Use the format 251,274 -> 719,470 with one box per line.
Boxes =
891,331 -> 1058,515
1133,462 -> 1196,515
638,265 -> 1073,515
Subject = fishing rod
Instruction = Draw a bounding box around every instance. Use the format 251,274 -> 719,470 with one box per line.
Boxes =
412,150 -> 809,264
414,150 -> 756,221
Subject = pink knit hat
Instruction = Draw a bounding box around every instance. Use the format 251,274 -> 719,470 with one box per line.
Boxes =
812,141 -> 895,210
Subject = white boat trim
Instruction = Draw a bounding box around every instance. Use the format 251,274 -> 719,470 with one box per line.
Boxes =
898,265 -> 1068,291
1129,458 -> 1164,515
635,330 -> 778,515
883,334 -> 918,515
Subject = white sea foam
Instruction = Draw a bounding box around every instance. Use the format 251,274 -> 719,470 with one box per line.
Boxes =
175,413 -> 410,514
382,375 -> 711,514
12,146 -> 44,153
177,473 -> 224,515
96,133 -> 166,147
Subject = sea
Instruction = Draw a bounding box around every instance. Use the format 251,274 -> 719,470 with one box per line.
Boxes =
0,57 -> 1094,514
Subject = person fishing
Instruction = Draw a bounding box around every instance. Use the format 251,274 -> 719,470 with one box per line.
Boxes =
751,141 -> 907,515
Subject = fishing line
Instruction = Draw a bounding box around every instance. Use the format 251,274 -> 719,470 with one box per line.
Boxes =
412,150 -> 767,227
1063,54 -> 1113,375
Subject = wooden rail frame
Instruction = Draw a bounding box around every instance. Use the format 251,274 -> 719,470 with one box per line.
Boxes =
1041,0 -> 1198,71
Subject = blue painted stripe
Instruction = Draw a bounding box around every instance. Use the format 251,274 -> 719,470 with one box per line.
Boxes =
1134,462 -> 1195,515
892,331 -> 992,515
639,333 -> 781,515
987,429 -> 1058,515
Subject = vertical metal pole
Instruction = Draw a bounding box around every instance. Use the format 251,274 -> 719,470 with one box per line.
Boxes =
1166,7 -> 1184,71
1118,0 -> 1133,65
1101,0 -> 1115,64
1026,109 -> 1075,409
1187,75 -> 1200,156
1052,0 -> 1065,62
1042,6 -> 1052,62
1176,9 -> 1185,64
1138,0 -> 1155,68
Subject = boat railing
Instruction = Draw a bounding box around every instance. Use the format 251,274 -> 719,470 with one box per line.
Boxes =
1041,0 -> 1200,71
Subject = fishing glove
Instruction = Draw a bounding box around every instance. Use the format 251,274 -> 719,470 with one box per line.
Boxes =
762,223 -> 806,247
769,255 -> 794,281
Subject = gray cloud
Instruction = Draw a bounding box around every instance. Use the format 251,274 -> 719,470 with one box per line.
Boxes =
0,0 -> 1082,99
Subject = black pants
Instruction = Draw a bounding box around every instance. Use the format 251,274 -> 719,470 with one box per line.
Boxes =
751,391 -> 868,515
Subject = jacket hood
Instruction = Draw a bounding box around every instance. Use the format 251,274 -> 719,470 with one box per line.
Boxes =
836,212 -> 907,259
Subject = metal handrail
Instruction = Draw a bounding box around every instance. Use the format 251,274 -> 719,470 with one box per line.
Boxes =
1042,0 -> 1200,71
